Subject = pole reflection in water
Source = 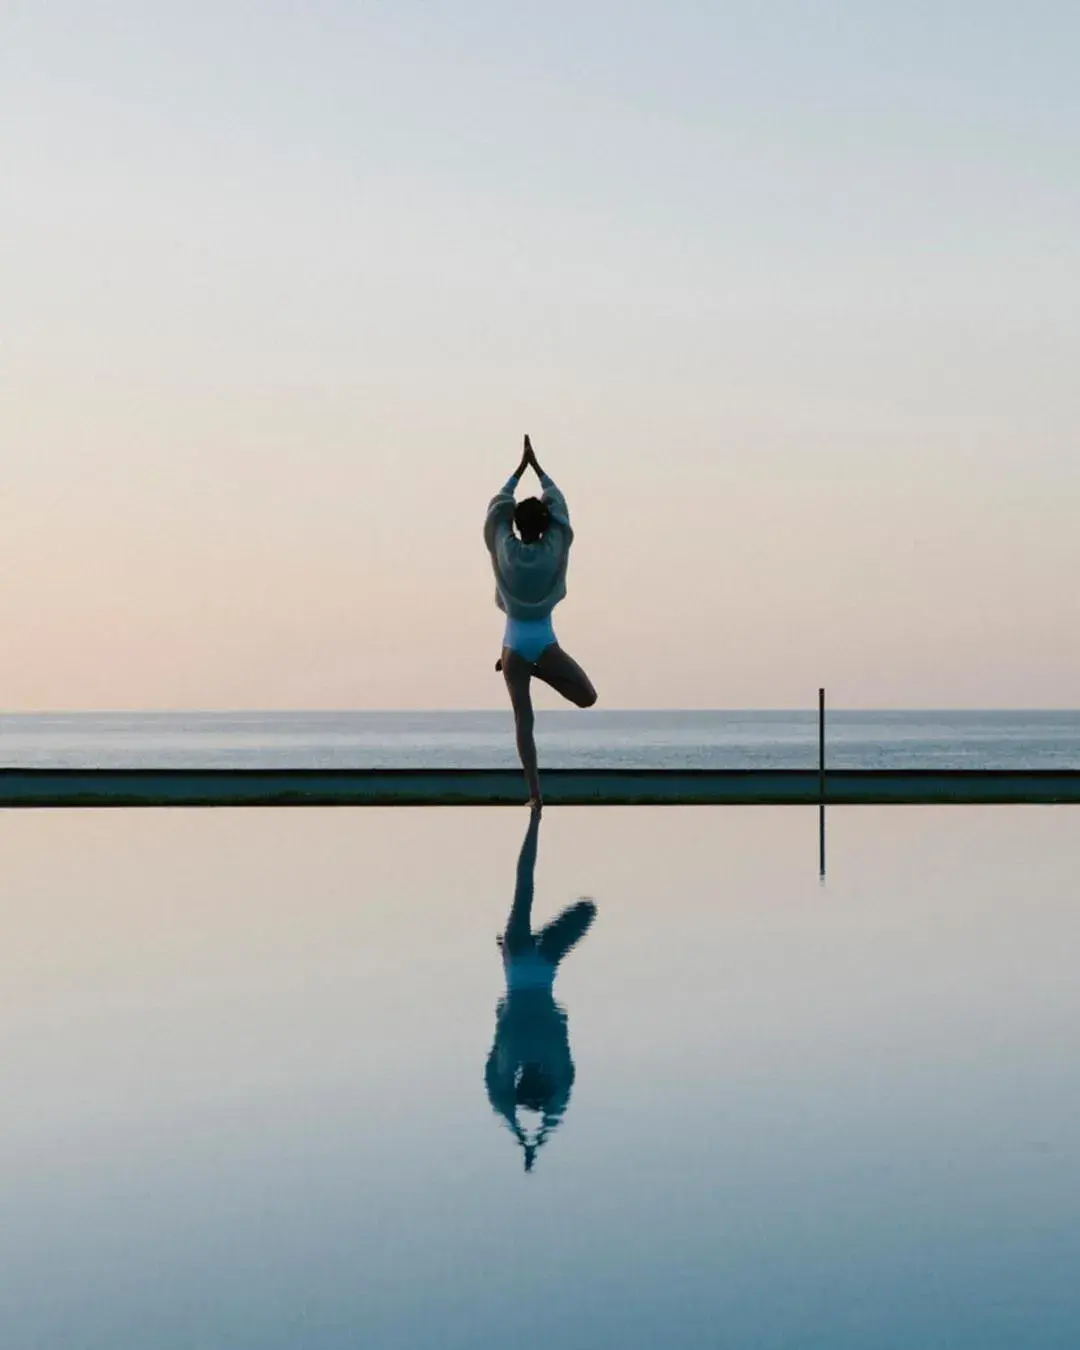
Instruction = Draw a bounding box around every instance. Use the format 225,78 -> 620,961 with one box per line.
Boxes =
485,809 -> 597,1173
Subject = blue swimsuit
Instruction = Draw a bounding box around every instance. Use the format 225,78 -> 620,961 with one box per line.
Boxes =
504,613 -> 558,664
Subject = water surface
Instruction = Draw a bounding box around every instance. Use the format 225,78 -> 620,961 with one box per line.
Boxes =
1,805 -> 1078,1347
4,708 -> 1080,768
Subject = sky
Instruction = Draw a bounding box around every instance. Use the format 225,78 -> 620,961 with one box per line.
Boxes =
3,1 -> 1078,709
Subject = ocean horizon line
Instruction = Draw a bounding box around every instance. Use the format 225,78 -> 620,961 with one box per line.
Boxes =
3,706 -> 1080,718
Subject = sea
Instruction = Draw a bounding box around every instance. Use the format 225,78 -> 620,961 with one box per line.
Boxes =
2,709 -> 1080,770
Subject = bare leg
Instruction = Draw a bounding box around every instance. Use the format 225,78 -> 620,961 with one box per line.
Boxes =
536,898 -> 597,968
502,648 -> 542,804
533,644 -> 597,708
503,809 -> 541,956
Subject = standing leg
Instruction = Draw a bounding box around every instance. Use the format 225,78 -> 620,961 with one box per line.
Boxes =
502,648 -> 542,805
533,645 -> 597,708
503,809 -> 541,956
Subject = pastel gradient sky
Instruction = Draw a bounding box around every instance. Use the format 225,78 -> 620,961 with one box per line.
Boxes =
4,2 -> 1078,709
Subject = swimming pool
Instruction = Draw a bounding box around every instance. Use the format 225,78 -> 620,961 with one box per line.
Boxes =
1,805 -> 1077,1347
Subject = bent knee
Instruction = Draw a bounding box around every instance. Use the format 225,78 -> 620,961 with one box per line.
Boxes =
578,687 -> 598,709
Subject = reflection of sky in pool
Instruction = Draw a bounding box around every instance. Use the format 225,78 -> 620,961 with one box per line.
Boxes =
1,806 -> 1078,1348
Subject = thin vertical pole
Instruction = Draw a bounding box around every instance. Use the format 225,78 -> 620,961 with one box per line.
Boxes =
818,687 -> 826,878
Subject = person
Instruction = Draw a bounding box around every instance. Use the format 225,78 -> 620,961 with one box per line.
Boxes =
484,435 -> 597,809
485,808 -> 597,1172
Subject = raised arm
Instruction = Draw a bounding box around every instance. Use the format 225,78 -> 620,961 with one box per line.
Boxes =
540,474 -> 568,527
484,440 -> 532,551
524,435 -> 569,527
504,438 -> 531,493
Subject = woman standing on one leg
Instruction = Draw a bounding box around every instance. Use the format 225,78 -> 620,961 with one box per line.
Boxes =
485,807 -> 598,1172
484,435 -> 597,810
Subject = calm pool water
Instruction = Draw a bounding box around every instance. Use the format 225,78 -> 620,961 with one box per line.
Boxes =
1,806 -> 1078,1348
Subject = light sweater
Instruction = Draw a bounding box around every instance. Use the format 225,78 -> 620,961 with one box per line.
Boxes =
483,473 -> 573,622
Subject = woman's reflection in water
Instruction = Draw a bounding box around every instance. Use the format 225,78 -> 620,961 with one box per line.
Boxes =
486,809 -> 597,1172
